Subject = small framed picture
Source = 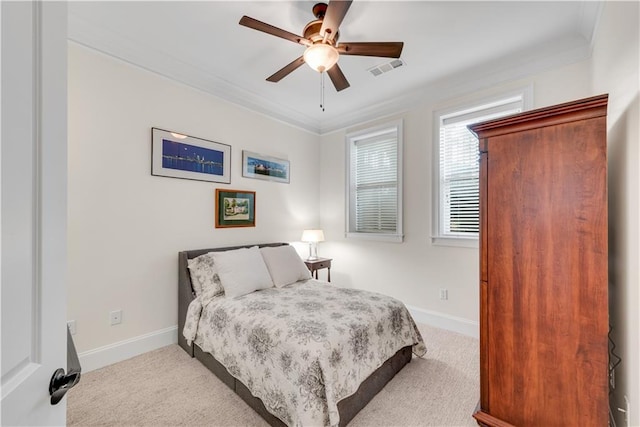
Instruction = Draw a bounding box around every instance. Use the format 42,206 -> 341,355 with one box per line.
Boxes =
215,189 -> 256,228
242,150 -> 290,184
151,128 -> 231,183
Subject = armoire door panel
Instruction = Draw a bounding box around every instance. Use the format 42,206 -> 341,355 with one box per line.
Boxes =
485,117 -> 608,426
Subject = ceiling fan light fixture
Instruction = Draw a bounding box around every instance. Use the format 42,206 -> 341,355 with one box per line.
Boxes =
303,43 -> 339,73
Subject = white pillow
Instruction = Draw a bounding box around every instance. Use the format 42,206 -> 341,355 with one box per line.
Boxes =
211,246 -> 274,298
187,252 -> 224,300
260,245 -> 311,287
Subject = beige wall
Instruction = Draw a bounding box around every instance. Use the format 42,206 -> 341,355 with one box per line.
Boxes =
590,2 -> 640,425
67,43 -> 321,353
319,60 -> 592,325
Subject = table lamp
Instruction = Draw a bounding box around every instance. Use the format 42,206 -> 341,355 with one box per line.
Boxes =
301,229 -> 324,260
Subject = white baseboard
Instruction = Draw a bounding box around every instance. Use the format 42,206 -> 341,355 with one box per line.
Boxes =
77,309 -> 474,372
78,326 -> 178,373
406,304 -> 479,339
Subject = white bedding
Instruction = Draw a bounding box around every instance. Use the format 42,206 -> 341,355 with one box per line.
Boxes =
183,279 -> 426,427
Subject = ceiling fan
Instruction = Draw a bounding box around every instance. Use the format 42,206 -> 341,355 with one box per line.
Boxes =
239,0 -> 404,92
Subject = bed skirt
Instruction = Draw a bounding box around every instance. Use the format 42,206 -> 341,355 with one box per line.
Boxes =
190,343 -> 412,427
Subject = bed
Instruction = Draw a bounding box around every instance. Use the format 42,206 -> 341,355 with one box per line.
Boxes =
178,243 -> 426,426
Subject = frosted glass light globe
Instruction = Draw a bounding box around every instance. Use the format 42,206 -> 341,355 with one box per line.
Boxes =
303,44 -> 339,73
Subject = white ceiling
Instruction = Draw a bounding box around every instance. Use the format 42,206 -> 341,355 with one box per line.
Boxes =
68,1 -> 601,134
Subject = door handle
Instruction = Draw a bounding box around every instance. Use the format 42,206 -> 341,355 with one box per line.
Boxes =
49,326 -> 82,405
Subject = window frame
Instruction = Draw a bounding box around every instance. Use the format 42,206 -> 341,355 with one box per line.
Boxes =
432,87 -> 533,247
345,119 -> 404,243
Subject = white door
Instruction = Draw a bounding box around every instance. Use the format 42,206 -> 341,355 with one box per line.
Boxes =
1,1 -> 69,425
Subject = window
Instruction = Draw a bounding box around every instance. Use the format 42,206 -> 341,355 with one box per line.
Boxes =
346,120 -> 403,242
433,89 -> 531,246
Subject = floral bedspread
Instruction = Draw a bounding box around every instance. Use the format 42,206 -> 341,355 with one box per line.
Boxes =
183,279 -> 426,427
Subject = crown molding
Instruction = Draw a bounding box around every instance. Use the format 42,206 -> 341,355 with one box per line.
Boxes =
319,34 -> 593,134
69,8 -> 598,137
578,0 -> 604,50
68,12 -> 323,135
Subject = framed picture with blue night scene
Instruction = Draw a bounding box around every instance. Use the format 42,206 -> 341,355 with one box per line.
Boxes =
151,128 -> 231,183
242,150 -> 290,184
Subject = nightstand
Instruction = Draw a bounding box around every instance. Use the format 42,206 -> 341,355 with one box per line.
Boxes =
304,258 -> 332,282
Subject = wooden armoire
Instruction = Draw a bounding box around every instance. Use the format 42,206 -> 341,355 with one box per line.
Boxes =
469,94 -> 609,427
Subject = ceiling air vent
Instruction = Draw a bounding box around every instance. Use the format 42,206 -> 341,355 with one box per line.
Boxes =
368,59 -> 405,77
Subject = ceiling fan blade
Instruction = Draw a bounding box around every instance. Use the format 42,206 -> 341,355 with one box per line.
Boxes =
337,42 -> 404,58
320,0 -> 353,41
239,16 -> 308,46
327,64 -> 350,92
266,56 -> 306,83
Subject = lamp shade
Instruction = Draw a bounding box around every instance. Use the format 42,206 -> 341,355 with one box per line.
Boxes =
303,44 -> 339,73
301,229 -> 325,242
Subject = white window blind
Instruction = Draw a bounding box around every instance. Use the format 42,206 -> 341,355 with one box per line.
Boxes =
439,121 -> 481,235
346,120 -> 403,242
354,134 -> 397,232
436,96 -> 525,242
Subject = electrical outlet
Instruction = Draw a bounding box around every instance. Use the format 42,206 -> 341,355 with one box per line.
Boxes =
617,395 -> 630,427
110,310 -> 123,325
67,320 -> 77,335
439,289 -> 448,300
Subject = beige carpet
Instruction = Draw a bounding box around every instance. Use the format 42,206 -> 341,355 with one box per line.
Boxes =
67,324 -> 479,426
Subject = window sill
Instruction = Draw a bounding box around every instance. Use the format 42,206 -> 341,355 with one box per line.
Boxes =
431,236 -> 479,248
346,232 -> 404,243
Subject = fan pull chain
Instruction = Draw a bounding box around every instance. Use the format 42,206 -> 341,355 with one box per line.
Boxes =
320,72 -> 325,112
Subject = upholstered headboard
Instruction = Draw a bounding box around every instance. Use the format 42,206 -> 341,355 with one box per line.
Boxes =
177,242 -> 288,355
